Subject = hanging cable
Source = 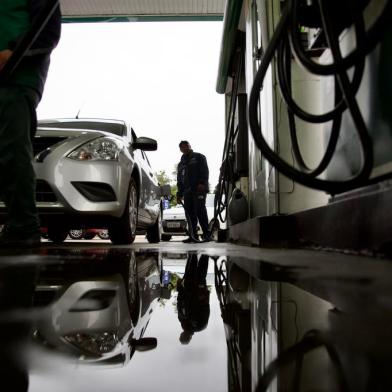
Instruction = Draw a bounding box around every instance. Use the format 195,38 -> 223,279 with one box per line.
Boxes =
248,0 -> 392,194
255,329 -> 349,392
213,48 -> 244,228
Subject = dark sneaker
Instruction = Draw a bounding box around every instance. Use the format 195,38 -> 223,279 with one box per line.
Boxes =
202,235 -> 212,242
0,228 -> 41,249
182,236 -> 201,243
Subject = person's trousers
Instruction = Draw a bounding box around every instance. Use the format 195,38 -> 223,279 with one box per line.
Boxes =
183,192 -> 209,237
0,86 -> 40,234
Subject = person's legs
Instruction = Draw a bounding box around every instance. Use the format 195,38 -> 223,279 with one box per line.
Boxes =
183,254 -> 198,288
196,254 -> 209,286
183,192 -> 198,239
195,193 -> 209,238
0,87 -> 40,245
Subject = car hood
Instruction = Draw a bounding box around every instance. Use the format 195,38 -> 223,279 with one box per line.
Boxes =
36,127 -> 115,140
163,207 -> 186,220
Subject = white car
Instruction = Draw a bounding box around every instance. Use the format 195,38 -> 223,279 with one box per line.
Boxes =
161,205 -> 188,241
161,193 -> 225,241
0,118 -> 169,245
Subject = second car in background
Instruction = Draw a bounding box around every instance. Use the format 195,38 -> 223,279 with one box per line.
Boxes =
161,194 -> 223,241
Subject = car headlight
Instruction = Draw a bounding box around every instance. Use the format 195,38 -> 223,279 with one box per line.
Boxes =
67,137 -> 123,161
63,332 -> 119,356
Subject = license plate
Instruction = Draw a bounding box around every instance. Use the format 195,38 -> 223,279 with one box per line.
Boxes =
167,222 -> 181,228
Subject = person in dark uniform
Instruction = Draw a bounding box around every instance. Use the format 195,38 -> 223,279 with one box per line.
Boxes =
176,254 -> 210,344
0,0 -> 62,248
176,140 -> 211,243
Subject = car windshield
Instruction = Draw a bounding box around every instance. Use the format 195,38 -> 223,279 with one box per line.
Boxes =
38,120 -> 126,136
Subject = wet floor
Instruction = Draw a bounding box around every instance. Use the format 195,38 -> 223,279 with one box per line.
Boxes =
1,238 -> 392,391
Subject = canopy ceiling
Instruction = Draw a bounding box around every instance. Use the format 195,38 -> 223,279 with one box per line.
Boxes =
60,0 -> 225,21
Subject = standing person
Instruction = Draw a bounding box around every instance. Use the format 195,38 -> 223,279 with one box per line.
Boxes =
176,140 -> 211,243
0,0 -> 62,248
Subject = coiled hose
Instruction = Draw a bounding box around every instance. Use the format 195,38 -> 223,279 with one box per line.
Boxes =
248,0 -> 392,194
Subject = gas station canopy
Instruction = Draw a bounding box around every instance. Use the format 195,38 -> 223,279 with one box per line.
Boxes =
60,0 -> 225,22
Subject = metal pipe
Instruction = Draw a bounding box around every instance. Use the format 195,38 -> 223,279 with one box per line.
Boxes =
216,0 -> 244,94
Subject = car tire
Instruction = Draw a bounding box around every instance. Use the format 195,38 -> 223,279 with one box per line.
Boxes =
124,251 -> 140,324
98,229 -> 109,240
146,213 -> 161,243
47,226 -> 69,243
69,229 -> 84,240
161,234 -> 172,241
109,177 -> 138,245
83,232 -> 96,240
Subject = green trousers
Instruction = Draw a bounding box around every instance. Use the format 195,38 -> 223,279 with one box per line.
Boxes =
0,86 -> 40,234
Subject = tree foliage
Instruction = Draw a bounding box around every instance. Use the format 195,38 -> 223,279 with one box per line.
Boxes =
155,168 -> 178,206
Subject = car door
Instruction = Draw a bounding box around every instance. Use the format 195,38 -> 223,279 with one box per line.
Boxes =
138,150 -> 160,226
130,127 -> 161,227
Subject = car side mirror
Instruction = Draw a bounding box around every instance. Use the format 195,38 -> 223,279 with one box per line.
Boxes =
158,184 -> 171,198
132,137 -> 157,151
131,337 -> 158,352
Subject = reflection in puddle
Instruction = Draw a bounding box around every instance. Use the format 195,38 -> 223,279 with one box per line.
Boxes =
0,248 -> 391,391
33,250 -> 160,366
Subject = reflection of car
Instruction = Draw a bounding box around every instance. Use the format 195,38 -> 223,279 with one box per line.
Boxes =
161,193 -> 224,241
68,228 -> 109,240
33,249 -> 161,366
0,118 -> 167,245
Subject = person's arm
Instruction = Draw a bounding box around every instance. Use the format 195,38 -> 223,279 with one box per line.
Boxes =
27,0 -> 62,55
7,0 -> 62,57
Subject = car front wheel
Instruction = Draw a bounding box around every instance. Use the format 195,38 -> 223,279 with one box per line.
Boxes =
47,226 -> 69,243
98,229 -> 109,240
146,212 -> 162,243
109,178 -> 138,245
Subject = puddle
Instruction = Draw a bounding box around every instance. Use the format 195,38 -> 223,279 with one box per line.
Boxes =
0,247 -> 391,391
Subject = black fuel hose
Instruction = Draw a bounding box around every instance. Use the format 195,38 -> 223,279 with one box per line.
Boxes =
279,0 -> 365,176
214,51 -> 244,224
248,0 -> 391,194
289,0 -> 392,76
255,329 -> 349,392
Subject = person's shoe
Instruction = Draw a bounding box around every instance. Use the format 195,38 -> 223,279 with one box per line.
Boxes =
182,235 -> 201,243
0,227 -> 41,249
202,234 -> 212,242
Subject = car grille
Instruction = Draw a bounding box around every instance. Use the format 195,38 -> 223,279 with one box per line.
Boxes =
33,288 -> 59,307
36,180 -> 57,202
32,136 -> 68,156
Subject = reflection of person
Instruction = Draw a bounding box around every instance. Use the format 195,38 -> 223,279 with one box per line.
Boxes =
0,263 -> 38,391
177,254 -> 210,344
0,1 -> 62,248
176,141 -> 210,243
